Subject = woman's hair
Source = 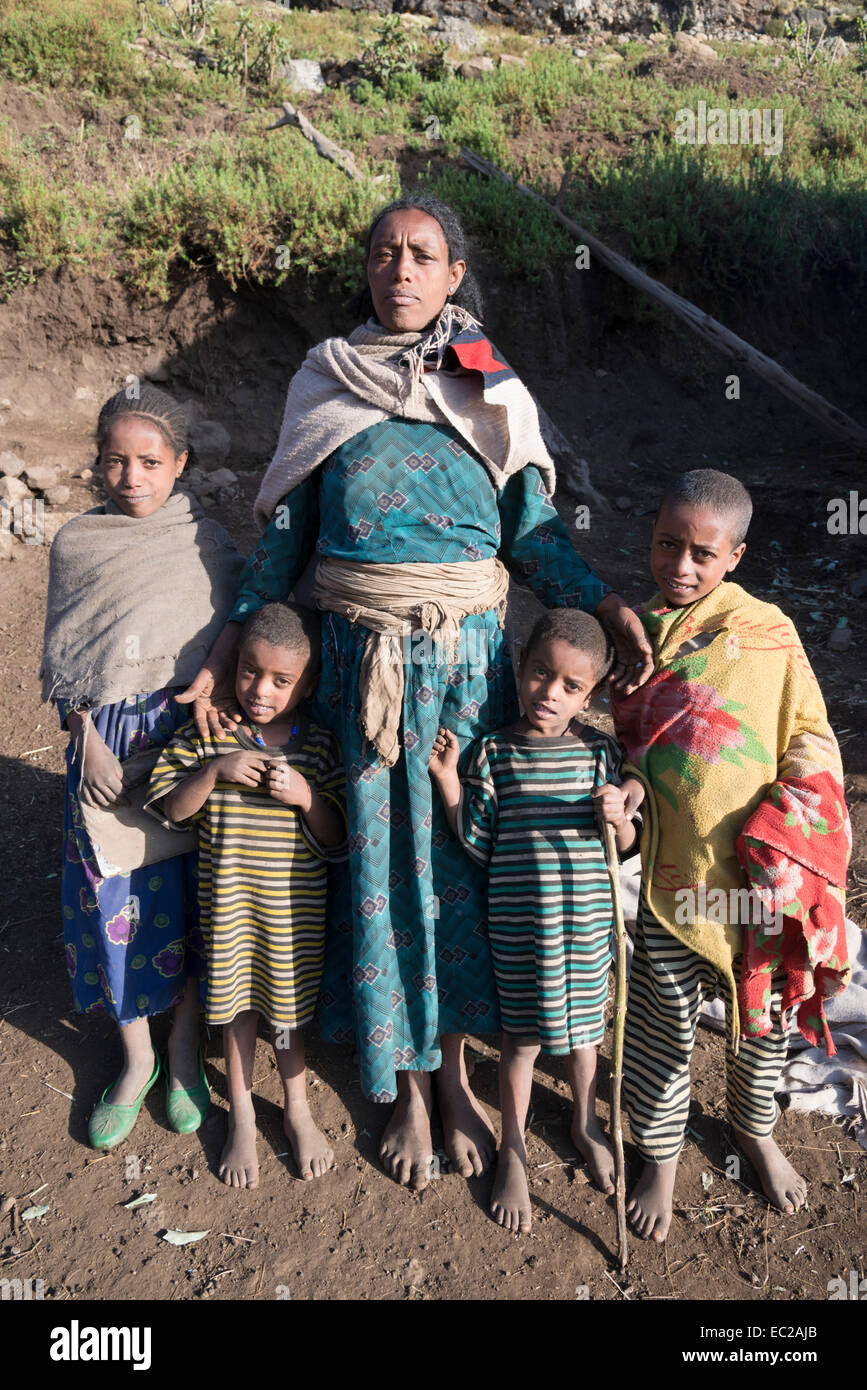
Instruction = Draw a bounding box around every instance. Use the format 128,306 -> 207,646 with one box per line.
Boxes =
240,602 -> 321,673
96,384 -> 195,464
346,195 -> 485,325
523,609 -> 614,686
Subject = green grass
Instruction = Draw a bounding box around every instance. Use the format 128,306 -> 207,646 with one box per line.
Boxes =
0,0 -> 866,309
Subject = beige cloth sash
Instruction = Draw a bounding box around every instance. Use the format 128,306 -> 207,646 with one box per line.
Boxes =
313,557 -> 510,767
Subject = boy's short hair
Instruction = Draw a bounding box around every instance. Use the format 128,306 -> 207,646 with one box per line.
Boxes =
658,469 -> 753,547
240,602 -> 320,670
524,608 -> 613,685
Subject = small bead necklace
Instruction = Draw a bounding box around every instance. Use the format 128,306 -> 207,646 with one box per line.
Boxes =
249,721 -> 298,748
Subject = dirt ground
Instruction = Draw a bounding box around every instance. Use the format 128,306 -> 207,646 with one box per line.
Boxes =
0,240 -> 865,1311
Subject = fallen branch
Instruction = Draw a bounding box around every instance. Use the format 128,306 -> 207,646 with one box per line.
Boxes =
460,148 -> 867,453
268,102 -> 386,185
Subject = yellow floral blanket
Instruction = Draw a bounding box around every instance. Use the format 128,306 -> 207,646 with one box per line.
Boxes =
611,581 -> 850,1045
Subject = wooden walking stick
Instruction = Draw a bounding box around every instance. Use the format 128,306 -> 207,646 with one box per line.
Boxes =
602,820 -> 629,1274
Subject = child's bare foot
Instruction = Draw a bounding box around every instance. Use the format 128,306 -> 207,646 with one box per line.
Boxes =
435,1074 -> 497,1178
490,1142 -> 533,1233
734,1129 -> 807,1213
380,1082 -> 433,1190
219,1108 -> 259,1189
283,1100 -> 334,1180
571,1115 -> 616,1195
627,1157 -> 678,1241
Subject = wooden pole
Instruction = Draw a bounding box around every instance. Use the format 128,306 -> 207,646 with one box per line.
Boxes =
460,148 -> 867,454
603,820 -> 629,1275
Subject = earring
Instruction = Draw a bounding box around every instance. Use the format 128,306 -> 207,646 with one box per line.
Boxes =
447,286 -> 455,294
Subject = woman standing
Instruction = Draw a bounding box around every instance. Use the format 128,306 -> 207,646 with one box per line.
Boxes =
179,197 -> 651,1190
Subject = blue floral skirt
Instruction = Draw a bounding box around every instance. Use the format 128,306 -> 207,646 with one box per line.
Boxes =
59,689 -> 203,1027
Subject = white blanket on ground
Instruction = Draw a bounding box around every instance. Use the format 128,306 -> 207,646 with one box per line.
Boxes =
619,858 -> 867,1150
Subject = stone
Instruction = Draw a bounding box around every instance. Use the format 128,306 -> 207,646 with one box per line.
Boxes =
188,419 -> 231,469
593,49 -> 624,62
458,56 -> 495,78
673,31 -> 720,61
0,475 -> 33,503
848,570 -> 867,599
615,495 -> 633,510
277,59 -> 325,94
499,53 -> 528,67
74,468 -> 94,481
0,530 -> 16,559
0,451 -> 26,478
429,16 -> 481,52
207,468 -> 239,490
24,463 -> 59,491
45,485 -> 71,507
828,622 -> 852,652
141,350 -> 172,384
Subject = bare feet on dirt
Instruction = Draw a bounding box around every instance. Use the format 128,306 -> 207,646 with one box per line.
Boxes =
490,1141 -> 533,1233
734,1129 -> 807,1213
571,1115 -> 616,1195
627,1157 -> 678,1241
283,1099 -> 334,1180
436,1073 -> 497,1178
219,1107 -> 260,1189
379,1081 -> 434,1190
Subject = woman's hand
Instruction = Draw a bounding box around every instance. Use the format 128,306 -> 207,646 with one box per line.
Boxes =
175,620 -> 243,740
79,728 -> 128,809
594,593 -> 654,696
429,726 -> 460,780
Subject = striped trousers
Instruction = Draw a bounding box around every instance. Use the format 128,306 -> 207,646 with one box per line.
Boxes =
623,899 -> 791,1163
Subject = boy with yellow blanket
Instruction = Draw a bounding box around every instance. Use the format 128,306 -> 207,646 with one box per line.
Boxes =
612,469 -> 851,1242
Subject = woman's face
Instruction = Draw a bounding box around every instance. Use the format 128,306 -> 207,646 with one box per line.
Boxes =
366,209 -> 466,333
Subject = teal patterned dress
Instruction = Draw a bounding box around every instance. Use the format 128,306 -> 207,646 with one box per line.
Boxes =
232,417 -> 608,1101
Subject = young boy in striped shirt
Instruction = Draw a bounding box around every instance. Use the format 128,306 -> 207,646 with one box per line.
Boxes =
147,603 -> 346,1190
430,608 -> 644,1233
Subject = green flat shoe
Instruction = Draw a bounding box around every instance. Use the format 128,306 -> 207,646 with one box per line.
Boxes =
88,1054 -> 161,1151
165,1048 -> 210,1134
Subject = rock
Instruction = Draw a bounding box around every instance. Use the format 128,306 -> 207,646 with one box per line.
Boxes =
0,451 -> 26,478
24,463 -> 59,491
74,386 -> 99,403
429,16 -> 480,52
499,53 -> 528,67
208,468 -> 239,490
141,350 -> 172,384
45,485 -> 71,507
828,621 -> 852,652
848,570 -> 867,599
188,419 -> 231,469
277,59 -> 325,94
74,467 -> 94,482
458,56 -> 495,78
673,31 -> 720,61
0,475 -> 33,503
572,46 -> 588,56
0,531 -> 15,560
593,49 -> 625,62
615,495 -> 633,511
